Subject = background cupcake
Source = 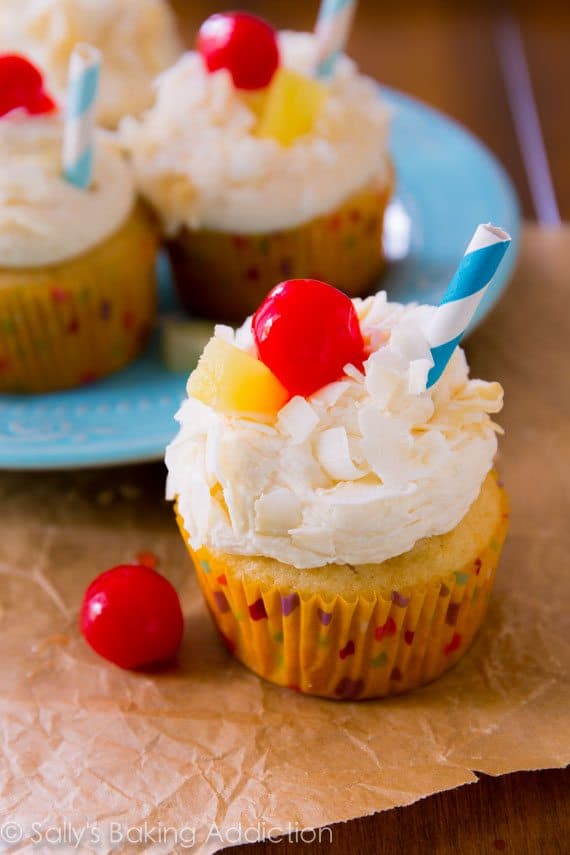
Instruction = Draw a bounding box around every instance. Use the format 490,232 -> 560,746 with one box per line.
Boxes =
0,0 -> 182,128
0,54 -> 158,394
122,12 -> 392,322
166,267 -> 509,699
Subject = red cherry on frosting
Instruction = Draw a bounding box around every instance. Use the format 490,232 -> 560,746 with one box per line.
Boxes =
252,279 -> 366,398
197,12 -> 279,90
80,564 -> 184,670
0,54 -> 56,118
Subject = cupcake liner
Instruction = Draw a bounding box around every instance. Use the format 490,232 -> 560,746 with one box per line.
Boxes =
166,175 -> 393,323
176,484 -> 509,700
0,205 -> 158,393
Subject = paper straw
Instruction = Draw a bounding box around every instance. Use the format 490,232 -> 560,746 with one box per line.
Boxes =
315,0 -> 357,78
426,224 -> 511,388
62,43 -> 101,189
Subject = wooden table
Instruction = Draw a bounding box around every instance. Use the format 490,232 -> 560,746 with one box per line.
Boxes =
168,2 -> 569,852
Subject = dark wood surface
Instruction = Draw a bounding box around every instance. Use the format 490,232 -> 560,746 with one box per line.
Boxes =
170,3 -> 570,852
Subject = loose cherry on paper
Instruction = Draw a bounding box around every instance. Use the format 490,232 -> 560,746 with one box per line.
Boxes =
252,279 -> 366,398
0,54 -> 56,118
80,564 -> 184,670
197,12 -> 279,90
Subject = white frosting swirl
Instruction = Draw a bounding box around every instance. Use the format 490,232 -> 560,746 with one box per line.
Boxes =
0,116 -> 135,268
166,293 -> 504,569
121,32 -> 391,235
0,0 -> 182,128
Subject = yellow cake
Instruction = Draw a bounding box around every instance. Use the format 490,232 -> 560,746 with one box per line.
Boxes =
123,30 -> 392,322
178,473 -> 508,698
0,111 -> 158,393
166,284 -> 508,699
0,205 -> 158,393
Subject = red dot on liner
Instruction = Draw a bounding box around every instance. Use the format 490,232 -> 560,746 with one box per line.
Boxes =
232,235 -> 249,251
444,632 -> 462,656
339,640 -> 355,660
218,629 -> 236,654
51,287 -> 69,303
248,597 -> 268,621
79,371 -> 99,386
404,630 -> 415,645
375,616 -> 397,641
216,573 -> 228,586
123,310 -> 135,330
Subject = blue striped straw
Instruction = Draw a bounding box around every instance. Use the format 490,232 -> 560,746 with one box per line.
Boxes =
315,0 -> 357,78
62,44 -> 101,189
426,224 -> 511,388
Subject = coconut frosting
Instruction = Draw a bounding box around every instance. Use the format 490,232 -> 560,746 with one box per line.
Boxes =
0,115 -> 135,268
121,31 -> 391,235
166,292 -> 504,569
0,0 -> 182,128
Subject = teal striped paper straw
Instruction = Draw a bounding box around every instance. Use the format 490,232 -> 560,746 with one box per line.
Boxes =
315,0 -> 357,78
426,224 -> 511,388
62,44 -> 101,189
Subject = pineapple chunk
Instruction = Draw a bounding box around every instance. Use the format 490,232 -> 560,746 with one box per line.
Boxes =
256,68 -> 327,147
187,337 -> 289,421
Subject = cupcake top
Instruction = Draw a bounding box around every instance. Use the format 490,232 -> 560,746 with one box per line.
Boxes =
0,0 -> 182,128
0,114 -> 135,268
121,30 -> 390,235
166,283 -> 503,570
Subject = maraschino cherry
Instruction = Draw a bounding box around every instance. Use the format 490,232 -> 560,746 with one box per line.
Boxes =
252,279 -> 366,398
197,12 -> 279,90
80,564 -> 184,669
0,54 -> 56,118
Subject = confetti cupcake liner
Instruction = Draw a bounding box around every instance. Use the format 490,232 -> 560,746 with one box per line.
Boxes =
176,479 -> 509,700
166,173 -> 393,323
0,205 -> 158,393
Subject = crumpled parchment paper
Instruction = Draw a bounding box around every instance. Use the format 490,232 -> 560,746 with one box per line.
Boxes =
0,226 -> 568,853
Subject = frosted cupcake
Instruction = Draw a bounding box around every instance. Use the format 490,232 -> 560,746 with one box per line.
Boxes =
0,55 -> 158,394
0,0 -> 182,128
166,278 -> 508,699
123,12 -> 392,322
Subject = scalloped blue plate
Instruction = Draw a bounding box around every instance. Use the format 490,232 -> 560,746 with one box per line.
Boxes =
0,87 -> 520,470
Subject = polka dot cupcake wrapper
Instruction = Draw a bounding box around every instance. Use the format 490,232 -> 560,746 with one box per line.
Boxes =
0,205 -> 158,394
176,488 -> 510,700
166,174 -> 393,323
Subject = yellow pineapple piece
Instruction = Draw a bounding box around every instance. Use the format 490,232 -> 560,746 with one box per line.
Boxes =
256,68 -> 327,147
187,337 -> 289,421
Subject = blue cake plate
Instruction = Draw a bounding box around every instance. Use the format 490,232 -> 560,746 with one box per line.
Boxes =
0,87 -> 520,470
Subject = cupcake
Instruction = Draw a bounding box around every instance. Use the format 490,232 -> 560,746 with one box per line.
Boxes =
166,278 -> 508,699
122,11 -> 393,323
0,55 -> 158,394
0,0 -> 182,128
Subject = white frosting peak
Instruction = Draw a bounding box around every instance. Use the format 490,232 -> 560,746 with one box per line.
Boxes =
121,32 -> 391,234
166,292 -> 503,569
0,116 -> 134,267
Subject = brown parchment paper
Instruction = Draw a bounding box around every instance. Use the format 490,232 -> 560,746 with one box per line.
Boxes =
0,225 -> 569,854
